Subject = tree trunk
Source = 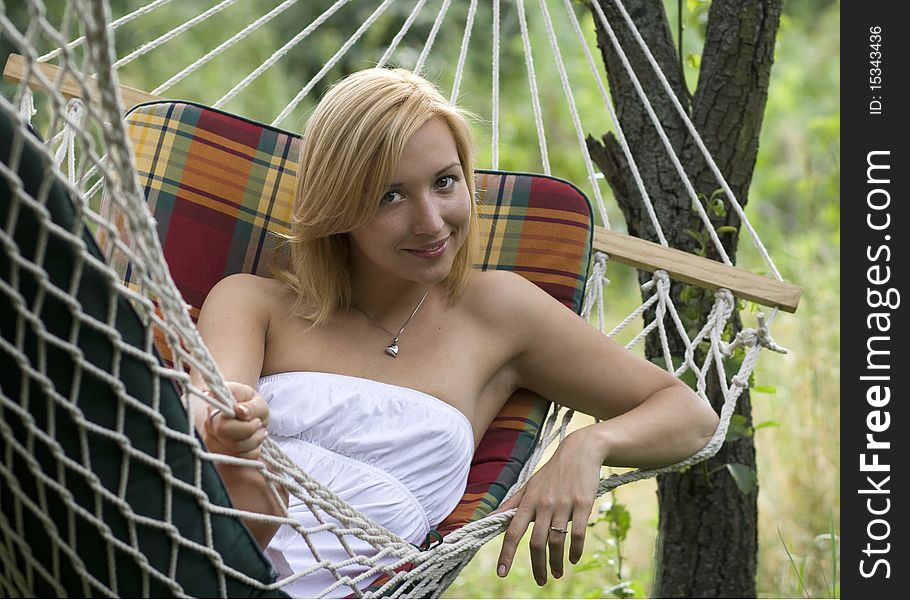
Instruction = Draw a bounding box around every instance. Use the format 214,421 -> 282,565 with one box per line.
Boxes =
584,0 -> 782,596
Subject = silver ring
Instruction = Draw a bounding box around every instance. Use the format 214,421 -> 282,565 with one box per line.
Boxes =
549,526 -> 569,535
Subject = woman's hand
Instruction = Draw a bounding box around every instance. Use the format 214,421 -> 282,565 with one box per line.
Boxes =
202,381 -> 269,460
493,429 -> 603,586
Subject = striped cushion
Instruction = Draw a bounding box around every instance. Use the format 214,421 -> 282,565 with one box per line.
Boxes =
119,100 -> 592,559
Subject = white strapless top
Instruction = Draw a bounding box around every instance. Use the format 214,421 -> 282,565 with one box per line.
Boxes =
258,371 -> 474,598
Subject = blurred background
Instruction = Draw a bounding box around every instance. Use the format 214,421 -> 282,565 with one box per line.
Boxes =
2,0 -> 840,596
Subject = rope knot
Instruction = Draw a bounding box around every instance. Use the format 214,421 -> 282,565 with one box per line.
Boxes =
590,251 -> 611,285
641,269 -> 670,294
721,312 -> 788,357
19,88 -> 37,123
66,97 -> 86,122
730,374 -> 750,388
581,252 -> 611,322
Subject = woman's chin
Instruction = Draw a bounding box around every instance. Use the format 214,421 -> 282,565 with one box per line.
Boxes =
410,263 -> 455,286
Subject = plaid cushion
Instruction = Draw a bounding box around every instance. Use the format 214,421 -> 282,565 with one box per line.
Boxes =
119,101 -> 592,579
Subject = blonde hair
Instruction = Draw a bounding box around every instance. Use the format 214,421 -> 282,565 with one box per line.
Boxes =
276,68 -> 479,327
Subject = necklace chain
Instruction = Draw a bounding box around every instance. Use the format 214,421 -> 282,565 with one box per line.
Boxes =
350,286 -> 430,357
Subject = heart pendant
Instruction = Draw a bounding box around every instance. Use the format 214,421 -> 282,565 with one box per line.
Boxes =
385,344 -> 399,358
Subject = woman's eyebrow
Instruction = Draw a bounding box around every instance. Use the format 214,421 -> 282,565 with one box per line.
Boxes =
388,161 -> 461,187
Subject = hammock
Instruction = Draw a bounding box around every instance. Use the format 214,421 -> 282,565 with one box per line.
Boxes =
1,1 -> 799,597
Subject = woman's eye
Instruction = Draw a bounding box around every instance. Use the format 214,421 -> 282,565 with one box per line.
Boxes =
380,191 -> 403,205
436,175 -> 457,189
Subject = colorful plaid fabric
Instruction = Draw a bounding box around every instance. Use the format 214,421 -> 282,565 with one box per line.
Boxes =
118,101 -> 593,589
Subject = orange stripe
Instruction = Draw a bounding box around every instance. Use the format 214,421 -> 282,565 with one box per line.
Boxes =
457,492 -> 490,501
180,161 -> 253,204
186,126 -> 273,159
478,205 -> 590,227
483,243 -> 584,263
513,269 -> 579,287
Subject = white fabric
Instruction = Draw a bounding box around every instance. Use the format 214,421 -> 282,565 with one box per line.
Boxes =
258,371 -> 474,598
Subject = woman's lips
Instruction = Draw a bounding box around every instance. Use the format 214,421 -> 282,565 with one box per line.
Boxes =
405,236 -> 449,258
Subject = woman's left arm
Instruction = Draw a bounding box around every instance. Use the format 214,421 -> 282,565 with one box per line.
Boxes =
489,271 -> 719,585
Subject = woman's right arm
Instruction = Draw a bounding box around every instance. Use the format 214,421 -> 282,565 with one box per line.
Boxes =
190,273 -> 288,549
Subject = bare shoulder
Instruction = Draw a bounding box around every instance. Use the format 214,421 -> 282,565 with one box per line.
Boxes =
199,273 -> 293,333
205,272 -> 284,309
460,269 -> 552,349
195,273 -> 290,387
462,268 -> 552,318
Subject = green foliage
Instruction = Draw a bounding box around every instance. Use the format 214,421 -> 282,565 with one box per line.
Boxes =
725,463 -> 757,495
753,384 -> 778,394
725,414 -> 753,441
573,495 -> 644,598
778,520 -> 841,599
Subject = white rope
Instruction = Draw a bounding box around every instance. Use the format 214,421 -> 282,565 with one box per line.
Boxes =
38,0 -> 175,63
414,0 -> 452,73
215,0 -> 351,109
112,0 -> 240,70
563,0 -> 655,233
449,0 -> 478,103
0,154 -> 201,600
727,310 -> 782,390
18,87 -> 36,124
25,0 -> 66,66
376,0 -> 429,68
538,0 -> 608,227
722,310 -> 788,358
52,99 -> 84,188
616,290 -> 660,348
491,0 -> 501,170
152,0 -> 302,96
272,0 -> 396,126
516,0 -> 550,174
79,0 -> 245,456
609,0 -> 784,281
590,0 -> 729,256
639,271 -> 676,375
581,252 -> 611,333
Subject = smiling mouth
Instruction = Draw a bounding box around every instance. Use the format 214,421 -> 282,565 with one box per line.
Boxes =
405,235 -> 450,256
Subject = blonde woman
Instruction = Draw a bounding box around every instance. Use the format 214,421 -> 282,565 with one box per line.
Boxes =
192,68 -> 718,598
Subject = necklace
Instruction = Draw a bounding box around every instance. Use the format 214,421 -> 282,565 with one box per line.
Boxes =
351,286 -> 431,358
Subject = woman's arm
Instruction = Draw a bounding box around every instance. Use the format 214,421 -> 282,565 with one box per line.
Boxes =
190,274 -> 288,549
488,269 -> 719,461
484,270 -> 719,584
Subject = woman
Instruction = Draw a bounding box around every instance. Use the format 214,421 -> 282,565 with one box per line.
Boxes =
192,68 -> 718,597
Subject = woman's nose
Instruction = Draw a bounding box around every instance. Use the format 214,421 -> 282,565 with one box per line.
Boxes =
411,193 -> 445,235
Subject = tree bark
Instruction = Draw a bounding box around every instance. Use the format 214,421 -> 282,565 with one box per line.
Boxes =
584,0 -> 782,596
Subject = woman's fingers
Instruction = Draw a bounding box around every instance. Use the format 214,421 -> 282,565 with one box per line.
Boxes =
490,485 -> 525,516
497,505 -> 532,578
569,504 -> 589,565
528,518 -> 551,585
497,502 -> 590,585
207,406 -> 262,439
224,381 -> 270,426
204,413 -> 268,458
231,427 -> 269,459
204,382 -> 269,459
547,518 -> 570,579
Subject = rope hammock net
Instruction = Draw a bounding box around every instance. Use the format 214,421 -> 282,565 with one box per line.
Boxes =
0,0 -> 798,597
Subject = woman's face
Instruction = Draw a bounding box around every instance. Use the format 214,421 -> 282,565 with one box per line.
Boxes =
348,117 -> 471,285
